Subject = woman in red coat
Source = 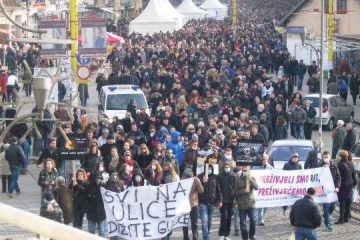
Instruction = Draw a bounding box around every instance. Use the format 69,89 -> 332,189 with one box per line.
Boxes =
0,70 -> 7,102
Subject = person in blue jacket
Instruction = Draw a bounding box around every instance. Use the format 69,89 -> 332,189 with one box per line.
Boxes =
167,131 -> 185,174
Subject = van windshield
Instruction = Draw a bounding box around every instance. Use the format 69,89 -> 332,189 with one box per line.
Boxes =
106,94 -> 148,110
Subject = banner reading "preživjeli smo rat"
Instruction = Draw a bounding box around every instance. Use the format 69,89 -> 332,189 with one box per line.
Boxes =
101,178 -> 194,240
251,167 -> 338,208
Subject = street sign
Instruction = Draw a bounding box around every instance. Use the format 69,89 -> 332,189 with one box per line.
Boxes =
77,66 -> 90,80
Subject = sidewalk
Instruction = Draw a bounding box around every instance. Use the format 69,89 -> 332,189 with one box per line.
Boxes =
0,162 -> 41,240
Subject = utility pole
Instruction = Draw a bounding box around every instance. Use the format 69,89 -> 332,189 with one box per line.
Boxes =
232,0 -> 237,26
328,0 -> 334,69
69,0 -> 78,174
70,0 -> 78,78
114,0 -> 120,21
319,0 -> 324,151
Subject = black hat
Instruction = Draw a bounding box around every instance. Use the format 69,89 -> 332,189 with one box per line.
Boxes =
307,187 -> 316,196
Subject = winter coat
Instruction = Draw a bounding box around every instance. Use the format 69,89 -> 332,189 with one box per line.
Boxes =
290,195 -> 322,229
304,106 -> 316,124
5,143 -> 25,166
216,172 -> 237,204
304,149 -> 321,169
0,74 -> 7,94
135,153 -> 153,171
327,82 -> 339,95
283,160 -> 302,170
274,123 -> 288,140
307,77 -> 320,93
350,76 -> 359,96
85,172 -> 106,222
38,169 -> 59,192
188,177 -> 204,207
234,174 -> 259,210
0,151 -> 11,175
53,185 -> 74,224
167,131 -> 185,168
68,180 -> 88,215
290,108 -> 307,124
337,160 -> 357,200
331,127 -> 346,159
198,173 -> 218,205
342,128 -> 356,151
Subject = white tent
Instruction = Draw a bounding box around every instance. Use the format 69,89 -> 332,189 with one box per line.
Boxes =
129,0 -> 179,35
176,0 -> 207,23
158,0 -> 185,28
200,0 -> 227,20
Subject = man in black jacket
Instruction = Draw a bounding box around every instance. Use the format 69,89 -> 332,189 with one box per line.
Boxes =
37,138 -> 60,168
216,162 -> 236,239
290,187 -> 322,239
5,136 -> 25,197
198,164 -> 218,240
342,123 -> 356,151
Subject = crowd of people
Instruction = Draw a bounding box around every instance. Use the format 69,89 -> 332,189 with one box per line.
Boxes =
0,0 -> 359,240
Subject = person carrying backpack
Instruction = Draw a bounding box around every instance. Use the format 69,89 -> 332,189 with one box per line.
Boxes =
338,72 -> 349,101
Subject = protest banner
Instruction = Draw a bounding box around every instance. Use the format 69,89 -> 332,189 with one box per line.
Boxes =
101,178 -> 194,240
251,168 -> 338,208
235,139 -> 265,166
60,133 -> 88,160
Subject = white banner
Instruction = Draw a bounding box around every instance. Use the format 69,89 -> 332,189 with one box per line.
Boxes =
101,178 -> 194,240
251,167 -> 338,208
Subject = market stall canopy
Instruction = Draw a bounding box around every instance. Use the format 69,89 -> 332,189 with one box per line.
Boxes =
200,0 -> 227,20
158,0 -> 185,28
129,0 -> 180,35
176,0 -> 207,23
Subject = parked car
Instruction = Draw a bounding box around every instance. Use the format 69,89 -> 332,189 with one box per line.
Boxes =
269,140 -> 314,169
303,94 -> 354,130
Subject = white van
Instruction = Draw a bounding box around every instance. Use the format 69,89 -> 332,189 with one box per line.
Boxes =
98,85 -> 150,120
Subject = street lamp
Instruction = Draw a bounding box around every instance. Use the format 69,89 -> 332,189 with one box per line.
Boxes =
33,77 -> 52,120
300,0 -> 324,152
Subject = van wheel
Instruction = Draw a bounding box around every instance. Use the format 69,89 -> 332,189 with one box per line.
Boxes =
326,117 -> 335,130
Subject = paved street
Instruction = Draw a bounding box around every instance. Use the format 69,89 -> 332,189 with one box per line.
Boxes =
1,164 -> 360,240
0,74 -> 360,239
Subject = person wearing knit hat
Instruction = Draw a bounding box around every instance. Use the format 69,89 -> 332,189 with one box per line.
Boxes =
282,152 -> 302,215
332,119 -> 347,159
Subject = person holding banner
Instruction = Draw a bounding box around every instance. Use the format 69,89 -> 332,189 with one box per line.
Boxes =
198,164 -> 218,240
282,153 -> 302,215
234,165 -> 259,240
217,162 -> 237,240
321,151 -> 340,231
252,153 -> 274,226
182,168 -> 204,240
290,187 -> 322,240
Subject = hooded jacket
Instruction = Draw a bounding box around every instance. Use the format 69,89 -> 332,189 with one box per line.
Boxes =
167,131 -> 185,168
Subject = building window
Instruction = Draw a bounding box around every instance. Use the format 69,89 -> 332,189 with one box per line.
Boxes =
337,0 -> 347,14
324,0 -> 329,14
